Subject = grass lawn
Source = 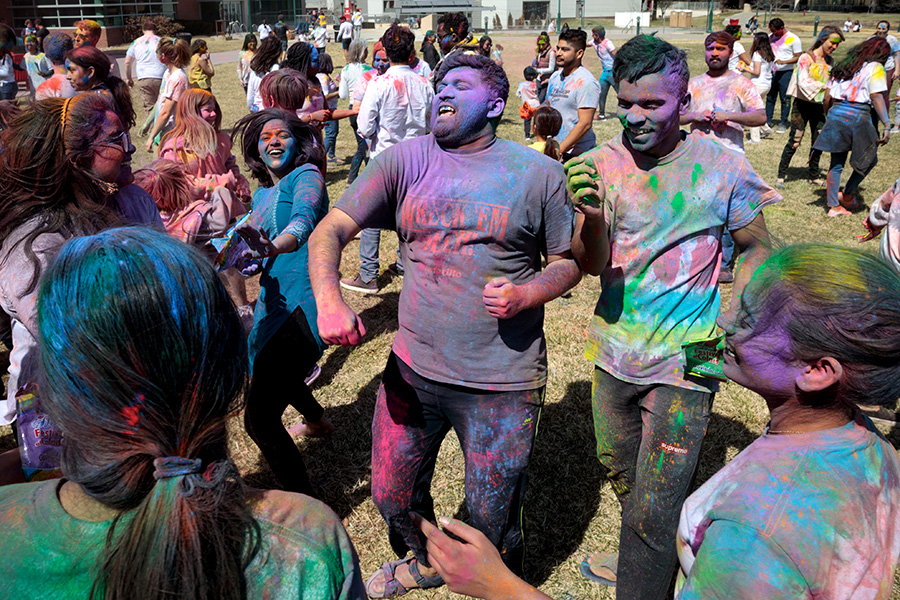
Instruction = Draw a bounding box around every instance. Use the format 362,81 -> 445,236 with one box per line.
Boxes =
7,29 -> 900,599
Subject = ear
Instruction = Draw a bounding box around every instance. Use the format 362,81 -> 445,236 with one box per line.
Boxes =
679,91 -> 692,115
576,47 -> 585,61
796,357 -> 843,393
87,66 -> 96,80
487,96 -> 505,119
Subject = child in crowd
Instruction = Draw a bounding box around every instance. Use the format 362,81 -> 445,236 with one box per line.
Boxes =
517,66 -> 539,140
530,105 -> 562,161
0,26 -> 17,101
317,52 -> 340,162
158,88 -> 251,203
35,32 -> 75,100
64,45 -> 136,130
189,38 -> 215,90
20,35 -> 52,97
247,35 -> 281,111
145,38 -> 191,150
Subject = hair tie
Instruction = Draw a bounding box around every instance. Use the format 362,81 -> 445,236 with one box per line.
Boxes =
153,456 -> 203,480
60,97 -> 73,135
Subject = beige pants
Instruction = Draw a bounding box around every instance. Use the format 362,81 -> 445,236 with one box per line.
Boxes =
137,78 -> 162,114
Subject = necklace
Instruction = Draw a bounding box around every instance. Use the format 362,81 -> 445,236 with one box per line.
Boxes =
767,429 -> 807,435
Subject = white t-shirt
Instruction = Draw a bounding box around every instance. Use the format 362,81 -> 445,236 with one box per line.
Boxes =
828,61 -> 888,104
771,30 -> 802,72
547,65 -> 601,154
247,63 -> 279,110
728,41 -> 745,73
357,64 -> 433,158
339,21 -> 353,40
126,33 -> 166,80
869,34 -> 900,71
338,62 -> 371,107
749,51 -> 773,89
0,55 -> 16,84
313,26 -> 328,48
258,24 -> 272,39
589,37 -> 616,71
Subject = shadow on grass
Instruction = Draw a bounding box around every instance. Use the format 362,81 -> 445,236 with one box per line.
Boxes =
523,379 -> 607,585
693,411 -> 758,488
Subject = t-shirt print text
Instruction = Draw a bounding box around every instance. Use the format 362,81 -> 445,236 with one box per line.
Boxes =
400,194 -> 511,255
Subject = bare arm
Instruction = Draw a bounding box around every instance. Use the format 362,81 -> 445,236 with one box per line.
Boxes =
199,55 -> 215,78
872,94 -> 891,144
565,156 -> 610,276
714,108 -> 767,126
482,253 -> 581,319
727,212 -> 771,314
145,98 -> 176,152
559,107 -> 596,154
308,208 -> 366,346
124,55 -> 135,85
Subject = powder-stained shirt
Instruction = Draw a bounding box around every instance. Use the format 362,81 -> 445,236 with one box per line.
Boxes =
869,33 -> 900,71
676,415 -> 900,600
351,67 -> 380,106
786,51 -> 831,103
589,37 -> 616,71
155,68 -> 189,130
336,135 -> 573,391
687,70 -> 764,153
357,64 -> 433,159
828,61 -> 888,105
771,30 -> 802,72
748,52 -> 774,90
582,133 -> 781,392
35,74 -> 76,100
728,40 -> 745,73
517,80 -> 540,108
0,480 -> 366,600
547,65 -> 601,155
338,62 -> 371,107
869,173 -> 900,274
126,32 -> 166,80
19,53 -> 51,95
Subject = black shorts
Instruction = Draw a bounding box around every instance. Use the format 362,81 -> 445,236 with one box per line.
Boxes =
342,38 -> 351,50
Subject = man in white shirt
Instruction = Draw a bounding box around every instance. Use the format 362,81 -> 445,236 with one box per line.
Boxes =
766,18 -> 802,133
547,28 -> 600,159
257,20 -> 272,40
588,26 -> 616,119
73,19 -> 120,77
352,10 -> 363,39
312,23 -> 328,51
342,25 -> 434,295
339,16 -> 353,60
124,21 -> 166,114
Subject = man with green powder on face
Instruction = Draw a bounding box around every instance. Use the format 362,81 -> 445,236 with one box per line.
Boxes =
565,35 -> 780,599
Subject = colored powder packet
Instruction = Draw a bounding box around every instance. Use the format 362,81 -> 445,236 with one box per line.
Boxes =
212,212 -> 256,272
16,385 -> 63,481
682,335 -> 727,382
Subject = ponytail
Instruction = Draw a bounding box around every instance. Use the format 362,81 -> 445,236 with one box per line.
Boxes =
543,134 -> 561,162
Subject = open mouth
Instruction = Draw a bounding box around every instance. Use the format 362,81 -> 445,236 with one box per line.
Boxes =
723,344 -> 737,361
627,128 -> 653,139
267,148 -> 285,159
437,103 -> 456,116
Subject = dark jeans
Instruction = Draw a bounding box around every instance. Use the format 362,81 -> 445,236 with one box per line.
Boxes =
598,70 -> 617,117
826,150 -> 874,207
766,68 -> 794,128
777,98 -> 826,180
721,228 -> 735,271
244,308 -> 325,496
524,117 -> 532,138
371,353 -> 543,573
591,367 -> 713,600
348,113 -> 368,184
0,81 -> 15,100
323,118 -> 338,159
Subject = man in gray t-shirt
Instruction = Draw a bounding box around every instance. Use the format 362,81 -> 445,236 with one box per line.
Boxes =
547,28 -> 600,158
309,53 -> 580,595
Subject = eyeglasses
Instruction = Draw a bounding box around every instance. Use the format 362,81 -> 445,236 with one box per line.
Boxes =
94,131 -> 130,152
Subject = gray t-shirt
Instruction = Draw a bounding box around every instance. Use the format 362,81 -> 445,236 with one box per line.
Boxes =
547,65 -> 601,155
336,134 -> 573,391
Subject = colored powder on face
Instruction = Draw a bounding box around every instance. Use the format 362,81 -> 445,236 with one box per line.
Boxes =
692,163 -> 702,186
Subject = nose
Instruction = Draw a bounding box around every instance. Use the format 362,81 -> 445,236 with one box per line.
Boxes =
716,310 -> 736,334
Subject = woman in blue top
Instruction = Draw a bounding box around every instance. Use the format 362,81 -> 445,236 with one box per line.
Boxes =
233,108 -> 332,496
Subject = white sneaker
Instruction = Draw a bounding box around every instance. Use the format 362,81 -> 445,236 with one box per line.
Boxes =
776,125 -> 787,134
891,127 -> 900,134
746,139 -> 761,144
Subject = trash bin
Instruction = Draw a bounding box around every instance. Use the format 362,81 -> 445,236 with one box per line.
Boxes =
175,32 -> 192,46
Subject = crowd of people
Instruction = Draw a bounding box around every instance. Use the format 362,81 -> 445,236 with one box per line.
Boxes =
0,11 -> 898,600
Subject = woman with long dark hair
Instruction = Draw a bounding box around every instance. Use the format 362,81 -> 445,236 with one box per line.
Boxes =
741,32 -> 776,143
533,32 -> 556,103
814,36 -> 892,217
773,26 -> 843,187
246,35 -> 281,111
231,109 -> 333,496
0,227 -> 365,599
237,33 -> 257,90
420,30 -> 439,70
64,45 -> 136,130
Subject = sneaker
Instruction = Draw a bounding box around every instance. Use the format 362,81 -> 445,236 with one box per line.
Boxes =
327,155 -> 339,163
304,364 -> 321,386
773,179 -> 785,189
891,127 -> 900,134
776,125 -> 787,134
746,139 -> 761,144
525,136 -> 532,142
761,124 -> 773,134
594,114 -> 608,121
387,262 -> 404,276
340,273 -> 379,294
718,267 -> 735,284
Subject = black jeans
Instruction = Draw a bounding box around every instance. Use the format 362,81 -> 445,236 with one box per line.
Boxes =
348,113 -> 369,184
766,69 -> 794,128
244,308 -> 324,496
371,353 -> 543,574
591,367 -> 714,600
524,117 -> 532,138
777,98 -> 826,180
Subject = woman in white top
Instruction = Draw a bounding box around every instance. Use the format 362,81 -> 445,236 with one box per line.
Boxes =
740,32 -> 776,143
725,24 -> 751,73
814,36 -> 892,217
773,26 -> 843,185
246,36 -> 281,111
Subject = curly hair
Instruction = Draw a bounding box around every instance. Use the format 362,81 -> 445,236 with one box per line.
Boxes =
232,109 -> 325,187
382,23 -> 415,63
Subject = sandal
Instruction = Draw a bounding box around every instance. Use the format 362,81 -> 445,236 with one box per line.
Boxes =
365,556 -> 444,598
580,551 -> 618,586
809,178 -> 825,187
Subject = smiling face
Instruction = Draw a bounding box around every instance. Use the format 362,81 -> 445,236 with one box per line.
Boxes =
90,111 -> 135,186
432,66 -> 503,149
876,22 -> 890,36
373,49 -> 389,74
704,41 -> 732,72
25,38 -> 37,54
822,35 -> 842,55
257,119 -> 298,179
200,100 -> 218,126
616,70 -> 688,158
66,60 -> 94,91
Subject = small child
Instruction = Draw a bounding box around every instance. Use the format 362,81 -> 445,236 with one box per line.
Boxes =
516,66 -> 540,140
188,38 -> 215,90
20,35 -> 52,97
316,52 -> 340,162
529,105 -> 562,162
